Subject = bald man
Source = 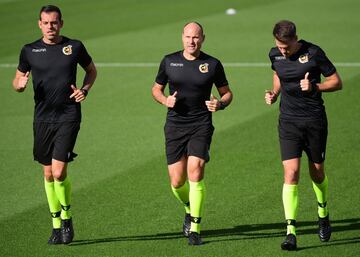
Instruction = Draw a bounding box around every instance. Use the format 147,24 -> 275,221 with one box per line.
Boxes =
152,22 -> 233,246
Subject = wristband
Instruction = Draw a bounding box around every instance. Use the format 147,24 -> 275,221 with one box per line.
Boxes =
219,101 -> 226,110
80,88 -> 88,96
313,84 -> 319,92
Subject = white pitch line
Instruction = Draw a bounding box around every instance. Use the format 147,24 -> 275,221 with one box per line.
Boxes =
1,62 -> 360,68
96,62 -> 158,67
0,64 -> 17,68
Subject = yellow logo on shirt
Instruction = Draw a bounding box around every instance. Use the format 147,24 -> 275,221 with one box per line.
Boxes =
62,45 -> 73,55
199,63 -> 209,73
299,54 -> 309,64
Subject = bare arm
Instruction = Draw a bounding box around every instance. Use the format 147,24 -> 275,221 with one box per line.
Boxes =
12,69 -> 30,92
81,61 -> 97,92
70,61 -> 97,102
316,72 -> 342,92
272,72 -> 281,95
218,85 -> 233,107
152,82 -> 167,105
265,72 -> 281,105
205,85 -> 233,112
152,82 -> 177,108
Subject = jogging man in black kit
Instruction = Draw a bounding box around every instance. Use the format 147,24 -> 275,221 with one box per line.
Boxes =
152,22 -> 233,246
12,5 -> 97,245
265,20 -> 342,251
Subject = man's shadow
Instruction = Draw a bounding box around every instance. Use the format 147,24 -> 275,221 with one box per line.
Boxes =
70,217 -> 360,249
202,218 -> 360,250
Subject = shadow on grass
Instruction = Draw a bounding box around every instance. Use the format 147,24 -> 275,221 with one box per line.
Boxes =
69,217 -> 360,248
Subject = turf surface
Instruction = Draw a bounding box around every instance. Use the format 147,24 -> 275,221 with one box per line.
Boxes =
0,0 -> 359,256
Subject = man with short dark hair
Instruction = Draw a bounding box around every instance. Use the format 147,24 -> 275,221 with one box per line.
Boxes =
12,5 -> 97,245
265,20 -> 342,250
152,22 -> 233,246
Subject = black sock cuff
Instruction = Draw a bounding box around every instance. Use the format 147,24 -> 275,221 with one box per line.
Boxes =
61,205 -> 71,211
51,211 -> 61,218
318,202 -> 327,208
286,219 -> 296,226
190,216 -> 201,224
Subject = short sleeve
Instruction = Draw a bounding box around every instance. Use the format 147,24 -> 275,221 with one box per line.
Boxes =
315,47 -> 336,77
78,42 -> 92,69
214,61 -> 228,88
17,46 -> 31,73
155,57 -> 168,86
269,49 -> 276,71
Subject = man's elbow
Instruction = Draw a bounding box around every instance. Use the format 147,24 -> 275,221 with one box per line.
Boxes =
86,63 -> 97,77
89,66 -> 97,78
331,78 -> 343,91
337,79 -> 343,90
151,86 -> 159,98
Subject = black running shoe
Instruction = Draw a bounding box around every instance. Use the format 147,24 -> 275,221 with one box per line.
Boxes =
48,228 -> 62,245
318,215 -> 331,242
281,234 -> 297,251
61,218 -> 74,244
183,213 -> 191,237
188,232 -> 203,246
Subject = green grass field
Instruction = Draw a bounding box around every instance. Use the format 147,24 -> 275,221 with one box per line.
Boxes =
1,0 -> 359,256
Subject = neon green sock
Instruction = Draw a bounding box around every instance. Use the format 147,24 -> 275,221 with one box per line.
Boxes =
54,177 -> 72,220
44,179 -> 61,228
171,182 -> 190,214
189,180 -> 205,233
283,184 -> 298,235
312,176 -> 329,218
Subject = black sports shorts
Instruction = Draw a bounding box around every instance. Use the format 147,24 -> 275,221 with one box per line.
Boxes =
278,118 -> 328,163
164,124 -> 214,165
33,122 -> 80,165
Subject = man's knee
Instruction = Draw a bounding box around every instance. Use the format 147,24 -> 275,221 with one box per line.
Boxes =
187,156 -> 205,181
43,165 -> 53,181
309,162 -> 325,183
51,159 -> 67,181
282,158 -> 300,184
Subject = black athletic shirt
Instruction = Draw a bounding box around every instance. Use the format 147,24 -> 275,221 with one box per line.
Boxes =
156,51 -> 228,126
17,36 -> 92,123
269,40 -> 336,120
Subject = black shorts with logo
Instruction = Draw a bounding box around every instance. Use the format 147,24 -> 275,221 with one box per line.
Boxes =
33,122 -> 80,165
164,124 -> 214,165
278,117 -> 328,163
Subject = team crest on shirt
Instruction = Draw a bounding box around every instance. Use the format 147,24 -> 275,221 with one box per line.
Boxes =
199,63 -> 209,73
298,54 -> 309,64
62,45 -> 73,55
